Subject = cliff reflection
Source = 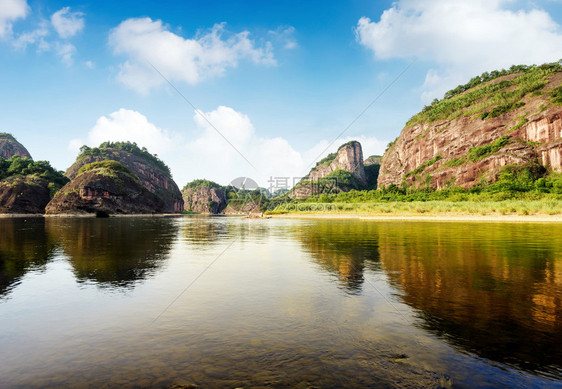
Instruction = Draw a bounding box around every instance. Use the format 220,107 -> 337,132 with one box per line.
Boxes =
46,217 -> 177,289
378,222 -> 562,375
0,218 -> 58,298
293,221 -> 381,293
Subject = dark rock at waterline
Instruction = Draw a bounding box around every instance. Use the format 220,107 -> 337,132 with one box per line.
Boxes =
45,161 -> 166,215
0,176 -> 51,214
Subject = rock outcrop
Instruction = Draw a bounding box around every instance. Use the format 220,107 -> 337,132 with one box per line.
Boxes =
182,185 -> 227,214
0,133 -> 32,160
307,141 -> 367,185
290,141 -> 368,199
379,69 -> 562,189
0,177 -> 51,213
46,161 -> 165,215
64,144 -> 183,213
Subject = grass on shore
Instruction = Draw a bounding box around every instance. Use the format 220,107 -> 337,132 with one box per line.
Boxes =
266,199 -> 562,216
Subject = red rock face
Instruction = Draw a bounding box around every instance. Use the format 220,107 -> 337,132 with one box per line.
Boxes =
182,186 -> 227,214
291,141 -> 368,199
0,135 -> 32,160
378,101 -> 562,188
308,141 -> 367,185
46,169 -> 166,215
66,149 -> 183,213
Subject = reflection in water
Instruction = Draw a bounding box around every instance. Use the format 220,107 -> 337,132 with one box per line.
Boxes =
293,221 -> 381,293
0,218 -> 58,298
377,222 -> 562,377
181,216 -> 272,248
1,217 -> 561,387
45,217 -> 178,289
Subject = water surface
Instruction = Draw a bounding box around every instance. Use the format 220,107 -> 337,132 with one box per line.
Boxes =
0,217 -> 561,388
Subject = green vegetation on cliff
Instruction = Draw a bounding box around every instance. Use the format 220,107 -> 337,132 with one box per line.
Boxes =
77,160 -> 139,181
268,163 -> 562,215
78,141 -> 171,176
182,179 -> 223,191
406,61 -> 562,127
0,133 -> 17,142
0,155 -> 68,196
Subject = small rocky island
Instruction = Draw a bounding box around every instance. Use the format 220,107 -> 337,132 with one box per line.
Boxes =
47,142 -> 184,215
0,133 -> 68,214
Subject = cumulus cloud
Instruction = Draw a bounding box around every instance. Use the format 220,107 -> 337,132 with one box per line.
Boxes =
182,106 -> 386,188
51,7 -> 84,38
109,18 -> 276,94
69,106 -> 387,189
0,0 -> 28,38
355,0 -> 562,101
69,108 -> 176,156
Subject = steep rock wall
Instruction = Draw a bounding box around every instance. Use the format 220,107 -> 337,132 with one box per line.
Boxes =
379,100 -> 562,189
66,148 -> 183,213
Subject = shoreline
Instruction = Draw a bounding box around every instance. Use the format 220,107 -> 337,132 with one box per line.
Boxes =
0,213 -> 185,218
268,212 -> 562,222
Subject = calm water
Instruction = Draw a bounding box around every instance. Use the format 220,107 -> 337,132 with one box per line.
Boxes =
0,217 -> 561,388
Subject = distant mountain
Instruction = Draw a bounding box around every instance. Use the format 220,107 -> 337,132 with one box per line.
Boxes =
0,133 -> 68,214
290,140 -> 378,199
0,133 -> 32,160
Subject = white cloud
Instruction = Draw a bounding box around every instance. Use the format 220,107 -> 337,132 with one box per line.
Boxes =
85,60 -> 94,69
68,106 -> 387,189
268,26 -> 297,49
109,18 -> 276,94
51,7 -> 84,39
55,42 -> 75,66
355,0 -> 562,101
69,108 -> 176,156
0,0 -> 28,38
181,106 -> 386,188
12,20 -> 48,50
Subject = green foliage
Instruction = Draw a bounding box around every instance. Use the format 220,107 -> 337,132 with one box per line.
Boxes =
315,152 -> 337,167
550,86 -> 562,105
404,155 -> 442,178
480,102 -> 525,119
77,160 -> 137,180
0,132 -> 17,141
182,179 -> 223,191
509,116 -> 528,132
406,61 -> 562,126
467,137 -> 511,162
337,140 -> 359,150
444,156 -> 466,167
364,163 -> 380,189
385,139 -> 397,152
268,163 -> 562,215
78,141 -> 171,176
0,155 -> 68,197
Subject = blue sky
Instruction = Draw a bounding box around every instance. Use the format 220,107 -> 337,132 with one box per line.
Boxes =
2,0 -> 562,187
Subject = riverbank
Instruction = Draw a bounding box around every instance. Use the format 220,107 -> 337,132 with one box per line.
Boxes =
269,212 -> 562,222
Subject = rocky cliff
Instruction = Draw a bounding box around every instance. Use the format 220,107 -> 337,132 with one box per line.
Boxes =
379,64 -> 562,189
46,161 -> 165,216
182,184 -> 227,214
0,177 -> 51,214
307,141 -> 367,185
291,141 -> 369,199
65,143 -> 183,213
0,133 -> 32,160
